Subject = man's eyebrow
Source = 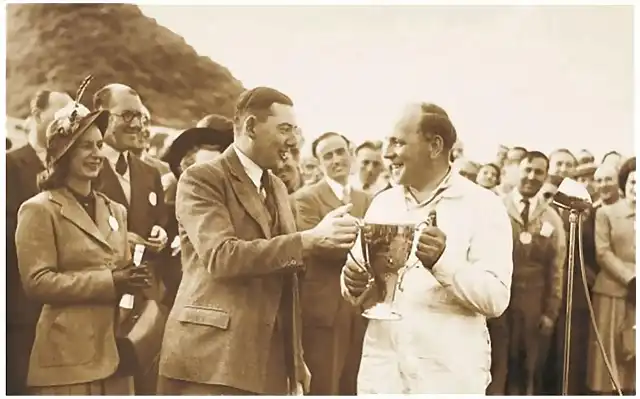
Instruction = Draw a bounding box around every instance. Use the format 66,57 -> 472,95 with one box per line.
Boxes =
277,122 -> 297,129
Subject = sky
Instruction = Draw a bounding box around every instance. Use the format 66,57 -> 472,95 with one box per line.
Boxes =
140,5 -> 634,164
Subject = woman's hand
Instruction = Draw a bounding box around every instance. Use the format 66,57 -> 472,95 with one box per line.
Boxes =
112,262 -> 152,295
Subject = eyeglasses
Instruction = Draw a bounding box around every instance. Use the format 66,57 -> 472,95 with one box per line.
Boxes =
111,111 -> 150,125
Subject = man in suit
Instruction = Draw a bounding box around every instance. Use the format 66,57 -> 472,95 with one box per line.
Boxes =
92,83 -> 168,394
488,151 -> 566,395
293,132 -> 371,395
6,89 -> 73,394
158,86 -> 360,395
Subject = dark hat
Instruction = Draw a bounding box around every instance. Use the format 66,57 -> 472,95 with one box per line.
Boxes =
44,75 -> 108,167
161,126 -> 234,177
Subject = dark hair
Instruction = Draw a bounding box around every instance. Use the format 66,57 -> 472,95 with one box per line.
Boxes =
618,156 -> 636,192
37,151 -> 72,191
233,87 -> 293,127
481,162 -> 501,184
93,84 -> 139,110
602,150 -> 622,165
417,103 -> 457,152
548,148 -> 577,164
510,146 -> 528,154
30,90 -> 53,115
355,140 -> 381,156
311,132 -> 351,159
6,138 -> 12,151
521,150 -> 550,171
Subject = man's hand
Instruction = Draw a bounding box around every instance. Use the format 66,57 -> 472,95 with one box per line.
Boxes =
127,232 -> 147,247
302,204 -> 359,252
291,361 -> 312,395
146,225 -> 168,253
415,226 -> 447,270
343,260 -> 371,297
539,315 -> 555,335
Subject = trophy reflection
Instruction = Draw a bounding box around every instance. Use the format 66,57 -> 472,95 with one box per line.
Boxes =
350,212 -> 436,321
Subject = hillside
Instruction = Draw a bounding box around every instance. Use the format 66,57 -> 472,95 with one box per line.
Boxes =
6,4 -> 245,129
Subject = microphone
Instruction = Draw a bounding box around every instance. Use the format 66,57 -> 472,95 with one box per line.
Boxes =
552,178 -> 593,212
119,244 -> 146,310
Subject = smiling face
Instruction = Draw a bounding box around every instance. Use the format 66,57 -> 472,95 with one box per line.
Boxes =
103,90 -> 148,151
315,134 -> 352,185
517,156 -> 548,198
67,126 -> 105,181
249,103 -> 299,171
477,164 -> 499,189
593,165 -> 620,203
384,105 -> 438,187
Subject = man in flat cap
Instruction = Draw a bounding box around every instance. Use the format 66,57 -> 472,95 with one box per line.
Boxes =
158,86 -> 360,395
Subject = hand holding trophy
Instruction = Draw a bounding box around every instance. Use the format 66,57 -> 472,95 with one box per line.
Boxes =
347,211 -> 438,321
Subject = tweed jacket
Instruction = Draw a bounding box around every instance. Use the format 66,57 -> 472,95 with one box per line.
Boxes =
594,199 -> 636,298
15,188 -> 130,387
158,146 -> 306,394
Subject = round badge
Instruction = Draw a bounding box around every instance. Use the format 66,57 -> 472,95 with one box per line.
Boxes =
519,231 -> 532,245
108,215 -> 119,232
148,192 -> 157,207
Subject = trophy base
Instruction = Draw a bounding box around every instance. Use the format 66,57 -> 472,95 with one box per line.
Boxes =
362,303 -> 402,321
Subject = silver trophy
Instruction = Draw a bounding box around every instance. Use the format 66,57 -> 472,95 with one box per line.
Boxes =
350,211 -> 437,321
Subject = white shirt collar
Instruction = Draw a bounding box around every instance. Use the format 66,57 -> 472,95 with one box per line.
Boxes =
102,143 -> 128,167
511,188 -> 538,210
233,145 -> 263,189
325,177 -> 349,201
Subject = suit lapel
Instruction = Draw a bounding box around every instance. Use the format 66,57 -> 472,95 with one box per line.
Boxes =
49,189 -> 112,250
96,162 -> 128,208
317,180 -> 344,210
95,195 -> 114,243
350,189 -> 369,219
222,148 -> 272,238
503,194 -> 525,226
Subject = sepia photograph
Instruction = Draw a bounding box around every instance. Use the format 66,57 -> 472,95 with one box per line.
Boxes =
3,2 -> 636,395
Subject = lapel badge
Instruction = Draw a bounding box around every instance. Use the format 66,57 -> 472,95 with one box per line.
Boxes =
148,192 -> 157,207
108,215 -> 120,232
519,231 -> 532,245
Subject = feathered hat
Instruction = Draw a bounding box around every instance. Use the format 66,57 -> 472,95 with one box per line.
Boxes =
45,75 -> 110,167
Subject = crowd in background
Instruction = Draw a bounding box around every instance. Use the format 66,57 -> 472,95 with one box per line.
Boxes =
5,83 -> 635,396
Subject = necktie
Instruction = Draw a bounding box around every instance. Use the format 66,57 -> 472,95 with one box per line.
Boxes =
342,185 -> 351,205
521,198 -> 531,228
115,153 -> 128,176
260,171 -> 277,228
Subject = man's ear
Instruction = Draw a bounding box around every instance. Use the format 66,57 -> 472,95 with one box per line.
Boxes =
431,135 -> 445,159
244,116 -> 257,139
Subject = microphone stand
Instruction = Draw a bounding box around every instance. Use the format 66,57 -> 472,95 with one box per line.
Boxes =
561,209 -> 580,396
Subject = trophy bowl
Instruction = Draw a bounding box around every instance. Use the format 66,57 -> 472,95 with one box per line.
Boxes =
357,221 -> 425,321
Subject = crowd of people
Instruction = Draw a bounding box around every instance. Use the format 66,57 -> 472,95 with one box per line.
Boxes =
5,77 -> 635,396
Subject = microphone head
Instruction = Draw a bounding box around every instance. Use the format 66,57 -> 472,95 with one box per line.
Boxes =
553,177 -> 593,211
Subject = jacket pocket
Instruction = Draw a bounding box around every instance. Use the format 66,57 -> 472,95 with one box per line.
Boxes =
177,305 -> 230,330
39,310 -> 97,368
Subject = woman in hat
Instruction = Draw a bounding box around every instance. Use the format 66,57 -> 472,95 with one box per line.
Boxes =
15,77 -> 152,395
158,114 -> 234,307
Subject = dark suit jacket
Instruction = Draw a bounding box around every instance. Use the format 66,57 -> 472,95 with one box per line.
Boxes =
6,144 -> 45,327
95,154 -> 167,241
293,180 -> 371,327
158,147 -> 306,395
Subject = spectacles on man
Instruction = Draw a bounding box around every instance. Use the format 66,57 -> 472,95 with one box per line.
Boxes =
111,111 -> 149,125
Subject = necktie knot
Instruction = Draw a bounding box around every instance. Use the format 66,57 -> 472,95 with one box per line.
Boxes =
115,152 -> 128,176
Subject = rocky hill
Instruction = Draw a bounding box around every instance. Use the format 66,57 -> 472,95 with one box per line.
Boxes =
6,4 -> 245,129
